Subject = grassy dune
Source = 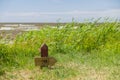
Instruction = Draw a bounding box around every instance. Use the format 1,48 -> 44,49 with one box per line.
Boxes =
0,20 -> 120,80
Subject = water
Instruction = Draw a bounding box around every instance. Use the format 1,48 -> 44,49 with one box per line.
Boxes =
0,27 -> 15,30
0,24 -> 39,31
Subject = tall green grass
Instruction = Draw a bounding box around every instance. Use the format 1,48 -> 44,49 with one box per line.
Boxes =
0,20 -> 120,77
14,21 -> 120,54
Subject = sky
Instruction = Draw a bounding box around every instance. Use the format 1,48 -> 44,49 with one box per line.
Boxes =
0,0 -> 120,22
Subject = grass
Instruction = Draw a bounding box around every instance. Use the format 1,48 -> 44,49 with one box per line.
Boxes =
0,19 -> 120,80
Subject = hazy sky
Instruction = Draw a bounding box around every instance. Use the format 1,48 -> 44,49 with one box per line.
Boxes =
0,0 -> 120,22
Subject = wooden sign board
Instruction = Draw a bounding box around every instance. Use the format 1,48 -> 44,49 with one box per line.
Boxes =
35,43 -> 57,68
34,57 -> 57,67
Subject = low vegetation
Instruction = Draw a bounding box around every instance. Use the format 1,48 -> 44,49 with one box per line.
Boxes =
0,19 -> 120,80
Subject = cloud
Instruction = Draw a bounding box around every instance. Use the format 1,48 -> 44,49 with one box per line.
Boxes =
51,0 -> 63,2
0,9 -> 120,22
1,9 -> 120,17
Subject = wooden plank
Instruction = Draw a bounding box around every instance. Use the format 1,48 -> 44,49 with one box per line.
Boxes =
34,57 -> 57,67
48,57 -> 57,66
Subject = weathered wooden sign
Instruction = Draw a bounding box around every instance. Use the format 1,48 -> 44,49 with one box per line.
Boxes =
34,43 -> 57,68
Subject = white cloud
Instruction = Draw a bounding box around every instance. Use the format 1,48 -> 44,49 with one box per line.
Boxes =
0,9 -> 120,22
51,0 -> 62,2
1,9 -> 120,17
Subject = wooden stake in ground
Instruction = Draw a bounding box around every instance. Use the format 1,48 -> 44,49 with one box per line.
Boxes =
34,43 -> 57,68
40,44 -> 48,57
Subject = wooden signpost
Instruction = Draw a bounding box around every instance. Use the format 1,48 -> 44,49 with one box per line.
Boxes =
34,43 -> 57,68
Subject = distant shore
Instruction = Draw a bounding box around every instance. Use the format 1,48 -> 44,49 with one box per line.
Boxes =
0,23 -> 67,27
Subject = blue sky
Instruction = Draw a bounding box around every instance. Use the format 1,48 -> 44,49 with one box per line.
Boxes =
0,0 -> 120,22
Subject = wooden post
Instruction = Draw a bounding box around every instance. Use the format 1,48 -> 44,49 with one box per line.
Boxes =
34,43 -> 57,69
40,43 -> 48,57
